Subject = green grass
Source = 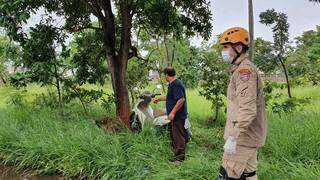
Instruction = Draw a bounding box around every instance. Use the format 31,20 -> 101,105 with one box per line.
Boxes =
0,85 -> 319,179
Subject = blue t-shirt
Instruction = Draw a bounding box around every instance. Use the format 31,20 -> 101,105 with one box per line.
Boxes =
166,79 -> 188,120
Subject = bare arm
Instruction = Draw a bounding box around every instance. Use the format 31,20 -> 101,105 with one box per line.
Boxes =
170,98 -> 185,115
153,96 -> 166,104
158,96 -> 167,101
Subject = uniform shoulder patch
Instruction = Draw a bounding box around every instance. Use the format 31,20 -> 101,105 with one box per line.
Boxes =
239,67 -> 252,74
239,67 -> 252,81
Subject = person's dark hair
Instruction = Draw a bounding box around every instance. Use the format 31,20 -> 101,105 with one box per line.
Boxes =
163,67 -> 176,77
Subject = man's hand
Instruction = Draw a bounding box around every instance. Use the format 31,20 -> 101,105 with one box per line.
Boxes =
168,97 -> 185,121
223,136 -> 237,154
153,97 -> 160,104
168,112 -> 175,121
153,96 -> 166,104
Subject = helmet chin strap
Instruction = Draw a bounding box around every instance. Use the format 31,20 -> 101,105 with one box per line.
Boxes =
231,45 -> 241,65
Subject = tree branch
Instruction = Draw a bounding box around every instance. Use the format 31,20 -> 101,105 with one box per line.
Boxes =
97,0 -> 116,60
128,46 -> 156,66
65,24 -> 102,33
128,46 -> 138,60
84,0 -> 105,20
97,0 -> 111,15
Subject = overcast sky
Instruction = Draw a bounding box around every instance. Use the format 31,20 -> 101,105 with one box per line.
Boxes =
13,0 -> 320,47
191,0 -> 320,46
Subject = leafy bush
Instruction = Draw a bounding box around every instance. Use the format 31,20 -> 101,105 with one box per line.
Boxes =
63,83 -> 105,112
33,90 -> 60,108
263,81 -> 284,105
6,90 -> 28,107
272,97 -> 311,115
264,80 -> 312,115
101,93 -> 116,115
199,50 -> 229,123
126,57 -> 150,104
175,47 -> 202,89
9,72 -> 31,89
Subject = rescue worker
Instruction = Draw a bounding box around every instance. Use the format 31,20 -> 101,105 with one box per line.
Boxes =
217,27 -> 267,180
153,67 -> 189,165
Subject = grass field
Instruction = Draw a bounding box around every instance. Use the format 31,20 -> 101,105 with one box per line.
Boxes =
0,84 -> 319,179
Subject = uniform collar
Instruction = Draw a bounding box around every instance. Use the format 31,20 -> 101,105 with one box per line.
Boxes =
229,54 -> 249,74
234,54 -> 248,65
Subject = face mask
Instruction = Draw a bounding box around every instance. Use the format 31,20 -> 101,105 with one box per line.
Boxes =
221,50 -> 233,64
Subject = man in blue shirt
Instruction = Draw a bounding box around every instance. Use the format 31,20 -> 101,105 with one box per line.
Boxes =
153,67 -> 188,164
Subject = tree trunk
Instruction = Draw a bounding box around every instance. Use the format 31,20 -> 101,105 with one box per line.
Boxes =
154,37 -> 167,93
279,58 -> 292,98
99,0 -> 132,125
157,70 -> 167,94
110,61 -> 131,124
214,103 -> 219,122
83,0 -> 134,125
171,32 -> 176,66
53,60 -> 63,108
248,0 -> 254,62
163,33 -> 171,67
56,79 -> 63,108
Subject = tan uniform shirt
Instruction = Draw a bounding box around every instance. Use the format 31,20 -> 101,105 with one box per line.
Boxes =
224,57 -> 267,148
